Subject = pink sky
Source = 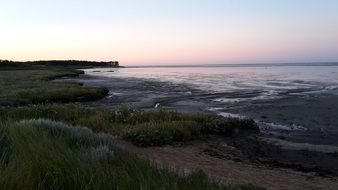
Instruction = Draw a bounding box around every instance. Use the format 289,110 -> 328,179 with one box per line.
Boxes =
1,0 -> 338,65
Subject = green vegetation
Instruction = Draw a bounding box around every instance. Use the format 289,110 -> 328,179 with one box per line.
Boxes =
0,105 -> 258,147
0,119 -> 262,190
0,67 -> 264,189
0,68 -> 108,106
0,68 -> 256,147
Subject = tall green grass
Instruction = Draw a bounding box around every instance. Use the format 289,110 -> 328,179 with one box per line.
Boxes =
0,120 -> 263,190
0,105 -> 258,147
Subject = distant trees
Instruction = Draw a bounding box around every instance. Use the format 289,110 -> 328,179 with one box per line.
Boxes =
0,60 -> 120,67
107,61 -> 119,67
0,59 -> 20,66
0,59 -> 11,64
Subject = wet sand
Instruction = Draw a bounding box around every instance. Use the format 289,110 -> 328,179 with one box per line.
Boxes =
59,73 -> 338,189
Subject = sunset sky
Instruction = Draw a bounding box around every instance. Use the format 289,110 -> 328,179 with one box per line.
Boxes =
1,0 -> 338,65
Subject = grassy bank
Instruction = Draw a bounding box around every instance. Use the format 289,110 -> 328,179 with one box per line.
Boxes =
0,119 -> 262,190
0,68 -> 108,106
0,105 -> 258,147
0,67 -> 264,189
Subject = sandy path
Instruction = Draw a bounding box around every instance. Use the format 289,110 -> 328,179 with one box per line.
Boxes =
116,139 -> 338,190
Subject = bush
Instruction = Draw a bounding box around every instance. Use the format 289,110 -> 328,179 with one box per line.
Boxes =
123,121 -> 203,146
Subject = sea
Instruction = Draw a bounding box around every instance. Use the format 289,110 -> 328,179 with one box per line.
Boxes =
85,63 -> 338,102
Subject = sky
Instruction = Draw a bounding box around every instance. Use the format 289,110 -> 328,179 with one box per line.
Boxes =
1,0 -> 338,66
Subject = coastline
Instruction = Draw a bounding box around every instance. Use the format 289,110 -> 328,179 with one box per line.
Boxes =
58,71 -> 338,189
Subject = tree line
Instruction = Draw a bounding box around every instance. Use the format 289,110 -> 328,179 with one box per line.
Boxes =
0,60 -> 120,67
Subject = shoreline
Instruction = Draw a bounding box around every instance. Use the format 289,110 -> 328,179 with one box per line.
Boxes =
58,71 -> 338,189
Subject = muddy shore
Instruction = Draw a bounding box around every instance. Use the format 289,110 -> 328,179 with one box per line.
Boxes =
58,73 -> 338,189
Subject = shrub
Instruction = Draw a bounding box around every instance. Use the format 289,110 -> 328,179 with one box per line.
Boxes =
123,121 -> 203,146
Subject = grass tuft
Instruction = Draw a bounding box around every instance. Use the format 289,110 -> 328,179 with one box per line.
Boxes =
0,120 -> 263,190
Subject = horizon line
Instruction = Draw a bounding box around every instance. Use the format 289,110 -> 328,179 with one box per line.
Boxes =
2,59 -> 338,68
125,61 -> 338,68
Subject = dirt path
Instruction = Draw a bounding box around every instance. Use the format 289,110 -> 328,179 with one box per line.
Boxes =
116,139 -> 338,190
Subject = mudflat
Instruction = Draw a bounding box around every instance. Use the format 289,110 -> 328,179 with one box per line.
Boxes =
60,73 -> 338,190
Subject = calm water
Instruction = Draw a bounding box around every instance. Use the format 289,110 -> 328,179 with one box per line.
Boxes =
85,65 -> 338,101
